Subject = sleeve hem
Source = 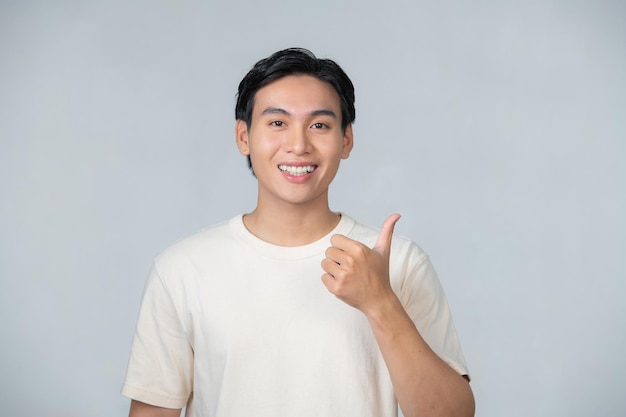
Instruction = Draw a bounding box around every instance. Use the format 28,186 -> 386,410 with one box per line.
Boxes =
121,383 -> 188,409
446,361 -> 471,382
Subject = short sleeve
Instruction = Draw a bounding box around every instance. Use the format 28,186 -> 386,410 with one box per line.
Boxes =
396,247 -> 470,379
121,263 -> 194,408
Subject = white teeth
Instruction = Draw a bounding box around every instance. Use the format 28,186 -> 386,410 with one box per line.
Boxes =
278,165 -> 315,176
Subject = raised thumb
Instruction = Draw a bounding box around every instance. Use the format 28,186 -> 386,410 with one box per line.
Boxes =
373,213 -> 401,253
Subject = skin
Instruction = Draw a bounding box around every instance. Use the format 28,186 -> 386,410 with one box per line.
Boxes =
129,74 -> 475,417
322,214 -> 475,417
128,400 -> 180,417
235,75 -> 353,246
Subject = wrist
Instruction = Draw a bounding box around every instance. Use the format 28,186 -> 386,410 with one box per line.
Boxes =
363,291 -> 405,329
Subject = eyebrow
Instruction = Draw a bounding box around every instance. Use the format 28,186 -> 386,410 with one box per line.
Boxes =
260,107 -> 337,119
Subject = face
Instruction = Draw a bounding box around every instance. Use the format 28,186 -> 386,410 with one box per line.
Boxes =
236,75 -> 353,209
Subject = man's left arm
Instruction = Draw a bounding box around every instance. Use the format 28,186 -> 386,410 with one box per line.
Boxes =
321,214 -> 475,417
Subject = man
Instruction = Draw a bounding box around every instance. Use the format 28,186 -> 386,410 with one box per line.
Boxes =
122,48 -> 475,417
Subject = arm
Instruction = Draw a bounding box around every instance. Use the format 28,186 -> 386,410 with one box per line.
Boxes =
321,214 -> 475,417
129,400 -> 181,417
365,290 -> 474,417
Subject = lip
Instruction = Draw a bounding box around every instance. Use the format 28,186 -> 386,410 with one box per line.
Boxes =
277,161 -> 318,167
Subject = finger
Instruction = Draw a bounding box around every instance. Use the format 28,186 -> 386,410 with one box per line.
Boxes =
324,246 -> 344,264
321,272 -> 340,293
373,213 -> 401,254
321,272 -> 333,289
321,257 -> 342,277
329,233 -> 359,251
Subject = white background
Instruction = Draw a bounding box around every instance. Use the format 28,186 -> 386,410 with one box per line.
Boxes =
1,1 -> 624,416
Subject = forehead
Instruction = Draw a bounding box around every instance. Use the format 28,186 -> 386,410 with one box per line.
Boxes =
252,75 -> 341,115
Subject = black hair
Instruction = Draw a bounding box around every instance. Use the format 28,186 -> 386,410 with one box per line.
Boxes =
235,48 -> 356,175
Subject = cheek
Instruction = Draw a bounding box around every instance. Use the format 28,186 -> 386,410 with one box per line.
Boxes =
329,142 -> 348,160
248,139 -> 285,174
249,133 -> 281,155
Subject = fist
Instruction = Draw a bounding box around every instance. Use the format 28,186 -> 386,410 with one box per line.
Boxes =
321,214 -> 401,313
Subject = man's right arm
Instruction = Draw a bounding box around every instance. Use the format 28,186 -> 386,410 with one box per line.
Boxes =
128,400 -> 182,417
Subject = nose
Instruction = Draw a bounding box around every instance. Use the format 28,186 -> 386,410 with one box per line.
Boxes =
283,126 -> 311,155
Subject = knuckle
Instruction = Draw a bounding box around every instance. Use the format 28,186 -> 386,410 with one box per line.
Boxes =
333,270 -> 346,281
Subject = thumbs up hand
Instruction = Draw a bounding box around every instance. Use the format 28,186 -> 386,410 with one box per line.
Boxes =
321,214 -> 401,314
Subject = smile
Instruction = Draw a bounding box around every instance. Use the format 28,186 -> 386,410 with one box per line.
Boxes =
278,165 -> 316,176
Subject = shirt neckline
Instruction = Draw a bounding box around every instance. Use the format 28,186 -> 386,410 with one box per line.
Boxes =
229,213 -> 355,260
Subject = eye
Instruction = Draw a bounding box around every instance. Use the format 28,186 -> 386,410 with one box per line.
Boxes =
270,120 -> 285,127
311,122 -> 328,129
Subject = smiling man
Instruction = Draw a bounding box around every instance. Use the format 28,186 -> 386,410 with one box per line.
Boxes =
122,48 -> 475,417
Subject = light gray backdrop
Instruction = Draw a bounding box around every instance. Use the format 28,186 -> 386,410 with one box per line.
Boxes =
1,1 -> 624,416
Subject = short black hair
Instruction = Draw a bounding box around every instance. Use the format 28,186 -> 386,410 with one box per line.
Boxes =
236,47 -> 355,129
235,48 -> 356,175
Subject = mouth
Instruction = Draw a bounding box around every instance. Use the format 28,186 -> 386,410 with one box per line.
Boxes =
278,164 -> 317,176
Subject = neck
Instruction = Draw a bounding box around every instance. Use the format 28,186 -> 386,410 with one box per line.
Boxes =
243,201 -> 340,247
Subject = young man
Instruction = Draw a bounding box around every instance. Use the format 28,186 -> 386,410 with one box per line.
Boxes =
122,48 -> 475,417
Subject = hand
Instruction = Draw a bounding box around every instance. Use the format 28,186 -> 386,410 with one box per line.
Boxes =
321,214 -> 401,314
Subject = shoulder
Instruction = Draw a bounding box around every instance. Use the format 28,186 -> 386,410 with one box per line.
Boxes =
153,216 -> 241,272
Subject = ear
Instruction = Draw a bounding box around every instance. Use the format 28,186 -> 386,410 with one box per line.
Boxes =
235,119 -> 250,156
341,124 -> 354,159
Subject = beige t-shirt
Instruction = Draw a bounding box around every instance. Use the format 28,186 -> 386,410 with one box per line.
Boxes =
122,214 -> 469,416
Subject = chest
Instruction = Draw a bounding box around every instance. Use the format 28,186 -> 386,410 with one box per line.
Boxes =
182,255 -> 373,357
